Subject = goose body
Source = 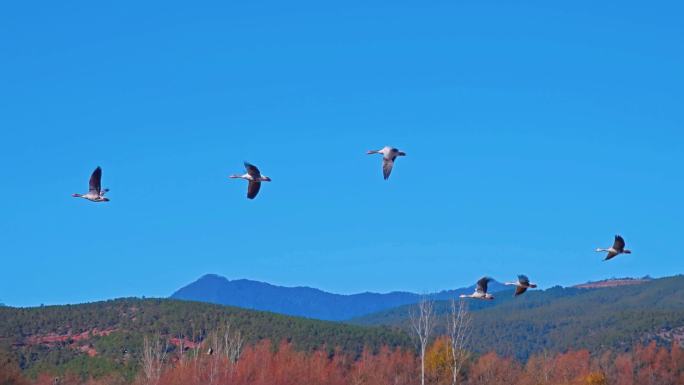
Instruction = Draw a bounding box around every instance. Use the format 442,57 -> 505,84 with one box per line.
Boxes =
72,167 -> 110,202
596,235 -> 631,261
367,146 -> 406,180
504,274 -> 537,297
460,277 -> 495,300
229,162 -> 271,199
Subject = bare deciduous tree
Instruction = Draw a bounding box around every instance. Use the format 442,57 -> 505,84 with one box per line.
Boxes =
177,333 -> 185,363
410,297 -> 434,385
448,298 -> 472,385
221,322 -> 244,364
141,334 -> 168,385
204,322 -> 245,384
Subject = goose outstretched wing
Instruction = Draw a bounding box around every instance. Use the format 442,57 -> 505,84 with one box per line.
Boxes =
88,167 -> 102,195
247,181 -> 261,199
604,250 -> 619,260
514,286 -> 528,296
382,158 -> 394,180
244,162 -> 262,179
612,235 -> 626,252
476,277 -> 491,294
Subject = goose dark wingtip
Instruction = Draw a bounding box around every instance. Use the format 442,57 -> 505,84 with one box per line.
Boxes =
247,180 -> 261,199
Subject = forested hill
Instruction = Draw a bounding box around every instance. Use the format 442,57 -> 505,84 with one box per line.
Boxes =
170,273 -> 507,320
351,275 -> 684,360
0,298 -> 410,378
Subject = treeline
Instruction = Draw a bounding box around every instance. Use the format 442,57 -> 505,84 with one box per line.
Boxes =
353,275 -> 684,359
3,339 -> 683,385
0,298 -> 410,377
0,298 -> 409,353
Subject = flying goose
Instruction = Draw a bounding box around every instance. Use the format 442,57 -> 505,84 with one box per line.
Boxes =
596,235 -> 632,261
460,277 -> 495,300
229,162 -> 271,199
72,166 -> 110,202
367,146 -> 406,180
505,274 -> 537,297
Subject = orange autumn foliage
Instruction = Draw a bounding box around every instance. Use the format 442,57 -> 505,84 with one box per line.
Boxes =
132,340 -> 684,385
13,339 -> 683,385
147,340 -> 416,385
469,352 -> 521,385
425,336 -> 454,385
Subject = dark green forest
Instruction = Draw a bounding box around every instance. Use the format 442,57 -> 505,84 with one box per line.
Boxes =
2,276 -> 684,380
0,298 -> 410,379
352,275 -> 684,359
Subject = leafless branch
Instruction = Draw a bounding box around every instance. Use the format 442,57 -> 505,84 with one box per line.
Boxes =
141,333 -> 168,385
409,297 -> 435,385
448,298 -> 472,385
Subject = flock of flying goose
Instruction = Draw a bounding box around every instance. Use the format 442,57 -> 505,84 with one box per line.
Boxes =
72,146 -> 632,300
457,235 -> 631,300
457,234 -> 631,300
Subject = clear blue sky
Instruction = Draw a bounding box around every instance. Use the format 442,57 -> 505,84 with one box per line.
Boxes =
1,1 -> 682,307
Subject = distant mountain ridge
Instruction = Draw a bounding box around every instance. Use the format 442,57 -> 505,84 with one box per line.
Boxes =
170,274 -> 507,321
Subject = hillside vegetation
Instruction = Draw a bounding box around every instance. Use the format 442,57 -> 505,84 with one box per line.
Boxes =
0,298 -> 410,379
352,275 -> 684,360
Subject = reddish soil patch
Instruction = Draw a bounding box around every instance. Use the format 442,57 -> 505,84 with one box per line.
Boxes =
169,337 -> 201,349
15,328 -> 117,357
79,345 -> 98,357
24,328 -> 116,345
